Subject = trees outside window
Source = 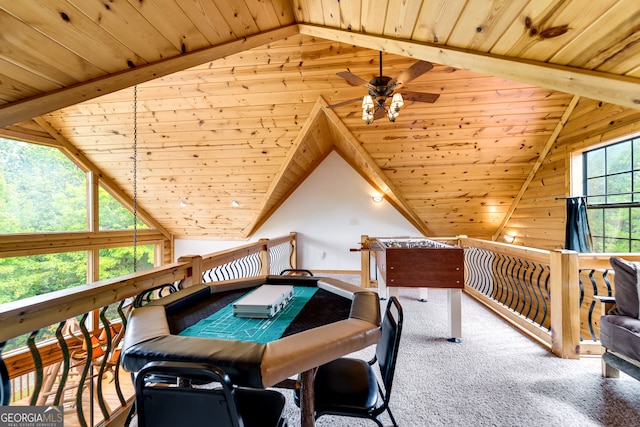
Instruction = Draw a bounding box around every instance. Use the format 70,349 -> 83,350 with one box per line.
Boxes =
0,138 -> 155,305
583,137 -> 640,252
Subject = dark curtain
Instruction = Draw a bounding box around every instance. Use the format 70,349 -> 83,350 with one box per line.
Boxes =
564,196 -> 594,252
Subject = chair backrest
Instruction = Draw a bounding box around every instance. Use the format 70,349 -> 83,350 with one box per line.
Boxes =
375,296 -> 403,399
135,361 -> 242,427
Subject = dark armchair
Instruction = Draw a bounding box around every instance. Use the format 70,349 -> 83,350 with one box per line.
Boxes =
599,257 -> 640,381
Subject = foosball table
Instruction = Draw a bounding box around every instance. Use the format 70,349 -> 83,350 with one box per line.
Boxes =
370,237 -> 464,342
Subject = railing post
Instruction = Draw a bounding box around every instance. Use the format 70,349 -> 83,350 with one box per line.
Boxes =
361,235 -> 371,288
259,238 -> 270,275
549,249 -> 580,359
289,232 -> 298,269
177,255 -> 203,287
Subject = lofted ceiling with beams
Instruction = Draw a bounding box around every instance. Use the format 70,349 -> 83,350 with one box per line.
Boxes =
1,0 -> 639,240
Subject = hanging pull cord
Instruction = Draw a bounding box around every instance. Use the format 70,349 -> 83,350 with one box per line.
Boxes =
133,85 -> 138,273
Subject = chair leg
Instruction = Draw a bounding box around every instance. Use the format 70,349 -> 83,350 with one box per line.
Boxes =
386,406 -> 399,427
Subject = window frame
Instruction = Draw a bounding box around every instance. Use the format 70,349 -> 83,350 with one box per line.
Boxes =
580,135 -> 640,253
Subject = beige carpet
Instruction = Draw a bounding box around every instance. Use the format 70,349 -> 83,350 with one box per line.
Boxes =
281,282 -> 640,427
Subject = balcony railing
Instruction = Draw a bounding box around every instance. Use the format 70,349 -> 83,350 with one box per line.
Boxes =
2,231 -> 637,426
0,233 -> 297,427
360,235 -> 640,359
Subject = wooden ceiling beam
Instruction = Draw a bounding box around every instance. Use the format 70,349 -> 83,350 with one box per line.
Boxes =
298,24 -> 640,111
0,25 -> 299,128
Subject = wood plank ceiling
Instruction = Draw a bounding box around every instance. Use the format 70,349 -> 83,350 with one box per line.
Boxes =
1,0 -> 639,240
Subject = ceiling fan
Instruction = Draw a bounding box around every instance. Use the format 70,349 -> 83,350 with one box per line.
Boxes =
330,52 -> 440,124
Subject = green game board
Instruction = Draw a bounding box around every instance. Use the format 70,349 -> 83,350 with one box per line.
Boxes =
178,286 -> 318,344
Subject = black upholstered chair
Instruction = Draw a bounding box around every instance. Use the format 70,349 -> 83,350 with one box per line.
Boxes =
135,361 -> 287,427
296,296 -> 403,427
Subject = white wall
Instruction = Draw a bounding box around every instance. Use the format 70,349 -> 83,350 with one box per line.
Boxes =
174,151 -> 420,271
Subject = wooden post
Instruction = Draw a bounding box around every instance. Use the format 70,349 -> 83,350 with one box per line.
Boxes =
259,238 -> 270,275
550,249 -> 581,359
289,232 -> 298,269
361,235 -> 371,288
177,255 -> 203,287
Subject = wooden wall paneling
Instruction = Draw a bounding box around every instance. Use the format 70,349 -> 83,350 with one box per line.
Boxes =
411,0 -> 467,43
0,61 -> 55,105
126,0 -> 216,52
174,0 -> 237,43
2,1 -> 143,73
359,0 -> 388,35
446,0 -> 529,51
0,10 -> 103,86
67,0 -> 181,62
492,95 -> 579,241
498,0 -> 619,62
550,0 -> 640,73
0,25 -> 298,128
336,0 -> 362,31
246,100 -> 335,236
383,0 -> 422,38
298,24 -> 640,110
232,0 -> 288,30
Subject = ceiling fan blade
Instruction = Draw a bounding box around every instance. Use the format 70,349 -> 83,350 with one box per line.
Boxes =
373,106 -> 387,121
327,97 -> 363,109
391,61 -> 434,86
400,90 -> 440,103
336,71 -> 371,87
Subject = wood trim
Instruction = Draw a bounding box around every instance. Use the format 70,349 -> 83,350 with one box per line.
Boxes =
298,24 -> 640,111
492,95 -> 580,241
550,249 -> 581,359
0,263 -> 190,343
459,237 -> 551,264
0,25 -> 300,128
0,229 -> 166,258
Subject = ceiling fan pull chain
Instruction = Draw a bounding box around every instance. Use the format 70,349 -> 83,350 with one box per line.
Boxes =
132,85 -> 138,273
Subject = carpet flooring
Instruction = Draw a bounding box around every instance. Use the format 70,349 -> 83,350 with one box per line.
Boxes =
281,280 -> 640,427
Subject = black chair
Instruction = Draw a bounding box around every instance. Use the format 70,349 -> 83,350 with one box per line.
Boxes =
135,361 -> 288,427
295,296 -> 403,427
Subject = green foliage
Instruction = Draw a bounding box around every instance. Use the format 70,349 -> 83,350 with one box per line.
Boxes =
585,137 -> 640,252
0,139 -> 155,308
99,187 -> 147,230
100,245 -> 154,280
0,138 -> 86,232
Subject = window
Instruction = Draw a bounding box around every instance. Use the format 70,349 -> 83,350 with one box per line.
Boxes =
583,137 -> 640,252
0,136 -> 161,304
0,138 -> 86,233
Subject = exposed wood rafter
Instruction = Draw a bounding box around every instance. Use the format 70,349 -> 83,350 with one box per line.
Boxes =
0,25 -> 299,128
492,95 -> 581,241
298,24 -> 640,111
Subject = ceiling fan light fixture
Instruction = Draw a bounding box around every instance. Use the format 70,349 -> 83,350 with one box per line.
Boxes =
391,92 -> 404,109
362,95 -> 375,124
362,94 -> 374,109
388,93 -> 403,122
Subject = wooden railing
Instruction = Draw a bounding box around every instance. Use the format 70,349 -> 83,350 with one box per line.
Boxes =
0,233 -> 297,427
361,235 -> 640,359
459,238 -> 640,358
